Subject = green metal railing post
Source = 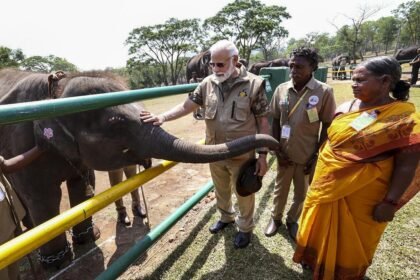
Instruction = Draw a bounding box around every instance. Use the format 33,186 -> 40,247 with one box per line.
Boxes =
0,83 -> 198,125
96,181 -> 214,280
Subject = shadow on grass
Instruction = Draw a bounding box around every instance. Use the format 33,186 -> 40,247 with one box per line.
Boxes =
141,156 -> 310,279
142,206 -> 218,279
197,234 -> 303,280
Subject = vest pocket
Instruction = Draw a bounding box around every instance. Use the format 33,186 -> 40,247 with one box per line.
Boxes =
233,100 -> 250,121
205,94 -> 217,119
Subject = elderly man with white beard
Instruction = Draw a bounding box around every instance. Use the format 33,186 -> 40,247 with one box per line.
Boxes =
140,39 -> 270,248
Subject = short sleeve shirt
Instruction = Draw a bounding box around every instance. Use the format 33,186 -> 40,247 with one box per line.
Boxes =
270,77 -> 336,164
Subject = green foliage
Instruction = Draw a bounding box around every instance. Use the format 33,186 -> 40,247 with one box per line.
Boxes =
0,46 -> 24,69
375,17 -> 399,53
21,55 -> 77,73
126,18 -> 202,85
392,0 -> 420,46
204,0 -> 290,62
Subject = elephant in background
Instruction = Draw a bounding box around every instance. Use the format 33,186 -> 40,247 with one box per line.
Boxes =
394,45 -> 419,63
331,54 -> 350,80
248,58 -> 290,75
186,51 -> 211,82
0,69 -> 279,269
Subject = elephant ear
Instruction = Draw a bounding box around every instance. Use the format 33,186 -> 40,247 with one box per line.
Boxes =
33,119 -> 80,161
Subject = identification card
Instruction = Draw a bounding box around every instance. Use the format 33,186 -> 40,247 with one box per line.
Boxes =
307,107 -> 319,123
281,124 -> 291,139
0,188 -> 4,201
350,111 -> 377,131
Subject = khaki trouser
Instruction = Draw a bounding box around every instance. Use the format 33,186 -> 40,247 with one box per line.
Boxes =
271,162 -> 309,223
108,165 -> 140,212
209,152 -> 255,233
0,233 -> 19,280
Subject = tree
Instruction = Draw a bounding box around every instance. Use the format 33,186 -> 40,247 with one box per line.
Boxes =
204,0 -> 290,62
0,46 -> 24,69
360,21 -> 379,55
331,5 -> 381,63
392,0 -> 420,46
21,55 -> 77,73
376,17 -> 398,54
126,18 -> 202,85
257,30 -> 288,61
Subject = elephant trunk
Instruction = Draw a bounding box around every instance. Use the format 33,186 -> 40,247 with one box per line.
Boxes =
143,125 -> 278,163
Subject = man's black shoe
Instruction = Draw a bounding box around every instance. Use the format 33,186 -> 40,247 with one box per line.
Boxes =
234,231 -> 251,248
264,218 -> 283,237
286,222 -> 298,242
209,220 -> 233,234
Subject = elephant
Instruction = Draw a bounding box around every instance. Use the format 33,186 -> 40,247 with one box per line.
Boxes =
331,54 -> 350,80
248,58 -> 290,75
0,69 -> 279,269
186,50 -> 211,82
394,45 -> 419,63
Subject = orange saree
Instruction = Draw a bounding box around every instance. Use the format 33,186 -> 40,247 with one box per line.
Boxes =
293,101 -> 420,280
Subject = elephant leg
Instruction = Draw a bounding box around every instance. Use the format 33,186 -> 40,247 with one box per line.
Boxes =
67,170 -> 100,244
27,182 -> 74,269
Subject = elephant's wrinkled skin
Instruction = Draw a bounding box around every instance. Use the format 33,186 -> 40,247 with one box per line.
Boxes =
0,69 -> 279,268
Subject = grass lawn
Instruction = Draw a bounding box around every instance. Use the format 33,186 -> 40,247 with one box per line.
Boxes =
126,83 -> 420,280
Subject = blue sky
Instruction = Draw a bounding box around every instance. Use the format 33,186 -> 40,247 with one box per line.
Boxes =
0,0 -> 406,70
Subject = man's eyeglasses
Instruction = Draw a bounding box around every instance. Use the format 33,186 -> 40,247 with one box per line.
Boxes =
209,57 -> 232,68
209,62 -> 227,68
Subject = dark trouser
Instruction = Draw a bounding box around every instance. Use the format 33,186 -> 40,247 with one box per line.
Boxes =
411,64 -> 419,85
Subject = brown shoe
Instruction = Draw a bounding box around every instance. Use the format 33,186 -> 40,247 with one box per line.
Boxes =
264,218 -> 283,237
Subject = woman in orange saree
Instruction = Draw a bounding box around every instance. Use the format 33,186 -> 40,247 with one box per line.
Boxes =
293,56 -> 420,280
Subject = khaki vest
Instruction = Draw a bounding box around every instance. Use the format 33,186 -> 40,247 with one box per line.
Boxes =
200,66 -> 264,144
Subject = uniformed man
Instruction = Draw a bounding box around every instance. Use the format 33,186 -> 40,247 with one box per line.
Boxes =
409,48 -> 420,85
265,47 -> 336,240
0,146 -> 43,280
140,39 -> 270,248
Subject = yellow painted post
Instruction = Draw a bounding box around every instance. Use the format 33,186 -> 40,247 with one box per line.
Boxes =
0,160 -> 177,269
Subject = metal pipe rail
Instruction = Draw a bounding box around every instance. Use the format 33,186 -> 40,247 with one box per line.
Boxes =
0,83 -> 198,125
0,158 -> 182,269
96,181 -> 215,280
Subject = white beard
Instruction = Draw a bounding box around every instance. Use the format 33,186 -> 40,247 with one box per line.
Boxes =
213,62 -> 235,83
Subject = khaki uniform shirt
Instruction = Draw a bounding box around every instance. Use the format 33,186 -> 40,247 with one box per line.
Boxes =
190,65 -> 269,145
270,77 -> 336,164
0,177 -> 25,242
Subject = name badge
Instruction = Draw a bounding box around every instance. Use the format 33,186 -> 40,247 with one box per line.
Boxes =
281,124 -> 291,139
307,107 -> 319,123
350,111 -> 378,131
0,189 -> 4,201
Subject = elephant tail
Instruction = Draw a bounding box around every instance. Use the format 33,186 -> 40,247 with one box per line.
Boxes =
147,126 -> 279,163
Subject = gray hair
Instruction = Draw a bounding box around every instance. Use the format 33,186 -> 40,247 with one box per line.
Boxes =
359,56 -> 410,101
209,40 -> 239,57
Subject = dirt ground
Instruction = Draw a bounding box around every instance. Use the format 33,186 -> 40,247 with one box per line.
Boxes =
20,94 -> 214,279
